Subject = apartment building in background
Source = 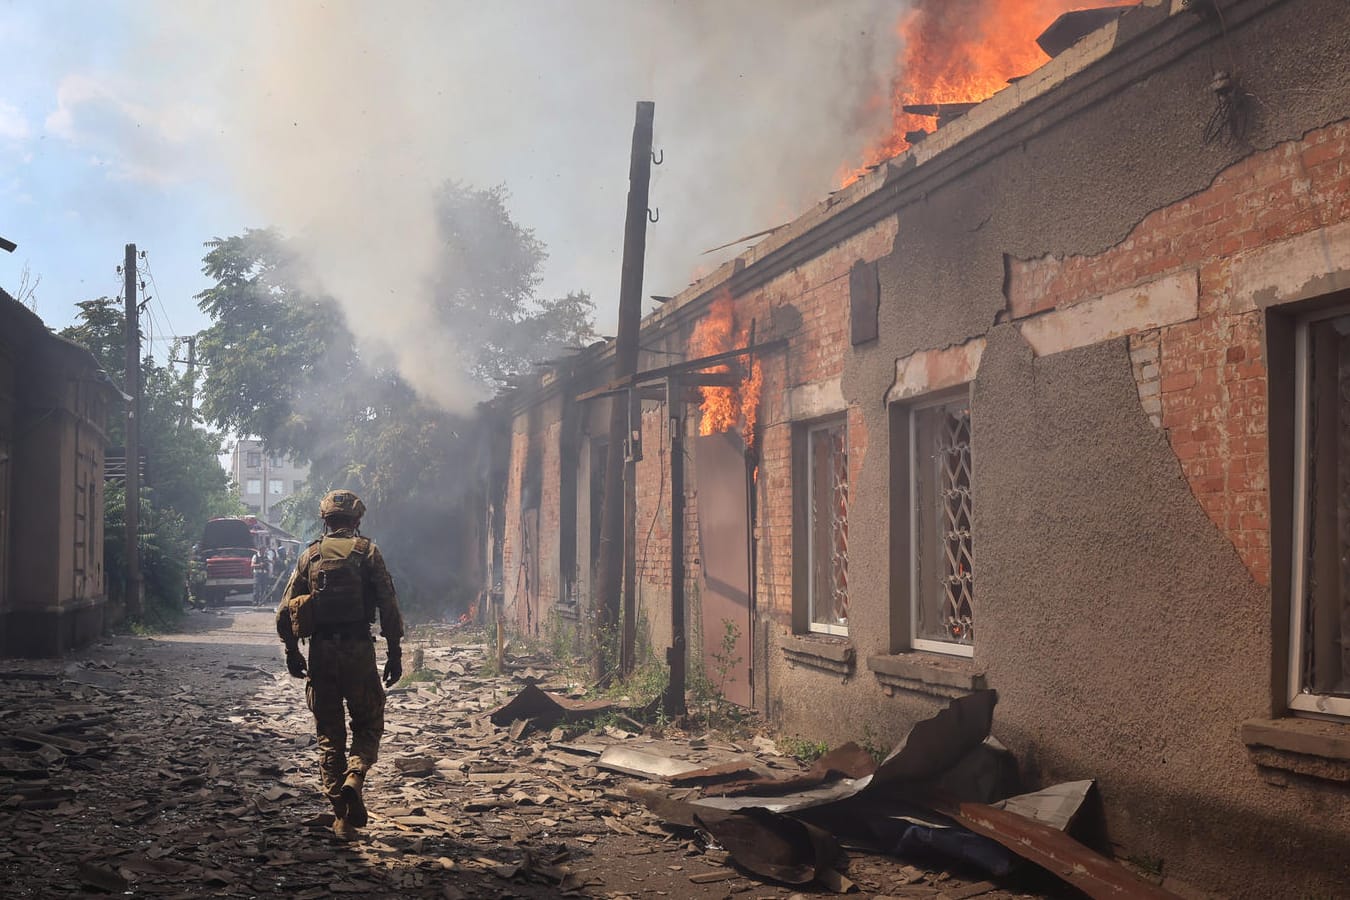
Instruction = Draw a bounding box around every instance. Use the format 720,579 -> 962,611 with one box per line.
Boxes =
229,438 -> 308,524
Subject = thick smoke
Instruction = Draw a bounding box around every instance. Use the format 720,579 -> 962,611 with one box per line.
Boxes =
146,1 -> 899,412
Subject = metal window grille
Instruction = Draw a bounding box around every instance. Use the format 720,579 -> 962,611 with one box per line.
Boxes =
808,420 -> 849,632
939,409 -> 974,643
911,395 -> 974,655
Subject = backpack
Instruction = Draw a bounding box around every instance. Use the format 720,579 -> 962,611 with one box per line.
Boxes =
309,535 -> 373,628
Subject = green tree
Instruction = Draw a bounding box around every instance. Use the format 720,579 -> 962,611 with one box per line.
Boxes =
432,182 -> 597,388
194,183 -> 592,620
60,298 -> 241,619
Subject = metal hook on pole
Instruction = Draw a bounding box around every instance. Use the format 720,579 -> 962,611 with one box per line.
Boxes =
651,148 -> 663,165
647,207 -> 660,224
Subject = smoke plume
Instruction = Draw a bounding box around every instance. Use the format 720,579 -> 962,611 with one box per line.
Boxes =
136,1 -> 899,412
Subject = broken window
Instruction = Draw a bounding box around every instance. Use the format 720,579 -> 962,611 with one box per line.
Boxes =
1291,312 -> 1350,717
807,418 -> 849,635
267,478 -> 284,495
911,394 -> 974,656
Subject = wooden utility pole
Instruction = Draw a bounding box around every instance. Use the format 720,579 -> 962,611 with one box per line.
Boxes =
123,244 -> 143,617
178,335 -> 196,429
594,101 -> 655,681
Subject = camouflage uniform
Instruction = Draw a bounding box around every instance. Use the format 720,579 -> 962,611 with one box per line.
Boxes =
276,515 -> 403,823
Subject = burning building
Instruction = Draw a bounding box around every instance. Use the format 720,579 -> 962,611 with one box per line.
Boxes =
481,1 -> 1350,894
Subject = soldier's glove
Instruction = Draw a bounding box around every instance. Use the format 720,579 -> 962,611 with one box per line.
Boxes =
382,643 -> 403,687
284,645 -> 307,679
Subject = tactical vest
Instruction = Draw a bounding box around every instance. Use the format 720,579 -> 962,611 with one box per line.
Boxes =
309,535 -> 373,627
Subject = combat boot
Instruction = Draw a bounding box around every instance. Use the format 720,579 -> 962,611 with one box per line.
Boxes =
331,815 -> 357,842
340,771 -> 368,828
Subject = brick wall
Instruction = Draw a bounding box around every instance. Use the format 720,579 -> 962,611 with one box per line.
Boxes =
1008,121 -> 1350,587
623,217 -> 895,655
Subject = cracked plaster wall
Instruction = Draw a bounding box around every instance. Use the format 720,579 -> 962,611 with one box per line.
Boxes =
767,1 -> 1350,895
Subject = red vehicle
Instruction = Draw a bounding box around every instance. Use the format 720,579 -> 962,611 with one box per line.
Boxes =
190,516 -> 298,607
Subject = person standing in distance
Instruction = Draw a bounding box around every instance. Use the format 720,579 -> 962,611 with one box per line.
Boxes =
276,490 -> 404,841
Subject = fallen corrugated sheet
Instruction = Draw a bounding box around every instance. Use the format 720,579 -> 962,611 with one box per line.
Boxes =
595,746 -> 704,780
668,740 -> 875,796
692,690 -> 998,813
631,689 -> 1180,899
992,779 -> 1095,832
487,683 -> 615,728
692,806 -> 840,885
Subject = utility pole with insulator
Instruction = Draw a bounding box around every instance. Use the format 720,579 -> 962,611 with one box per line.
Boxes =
594,101 -> 655,682
123,243 -> 143,617
178,335 -> 196,429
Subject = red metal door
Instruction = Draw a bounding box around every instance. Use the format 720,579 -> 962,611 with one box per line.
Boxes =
693,430 -> 753,707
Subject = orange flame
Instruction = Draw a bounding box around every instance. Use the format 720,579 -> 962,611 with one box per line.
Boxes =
688,292 -> 763,449
841,0 -> 1135,186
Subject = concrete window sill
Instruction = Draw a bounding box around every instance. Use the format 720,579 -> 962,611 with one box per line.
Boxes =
780,633 -> 855,677
1241,717 -> 1350,784
867,652 -> 987,700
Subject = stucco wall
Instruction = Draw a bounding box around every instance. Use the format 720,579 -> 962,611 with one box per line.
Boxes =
761,1 -> 1350,895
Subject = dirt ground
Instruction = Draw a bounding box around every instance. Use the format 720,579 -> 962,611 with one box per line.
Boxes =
0,606 -> 1057,899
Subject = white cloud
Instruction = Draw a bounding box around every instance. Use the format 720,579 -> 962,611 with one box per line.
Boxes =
44,74 -> 218,186
0,100 -> 30,141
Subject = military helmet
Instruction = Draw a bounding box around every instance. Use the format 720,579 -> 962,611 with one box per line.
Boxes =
319,490 -> 366,521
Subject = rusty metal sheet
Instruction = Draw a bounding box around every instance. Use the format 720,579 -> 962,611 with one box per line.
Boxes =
944,802 -> 1181,900
671,741 -> 876,797
693,429 -> 752,707
872,688 -> 997,786
693,806 -> 840,885
487,683 -> 613,728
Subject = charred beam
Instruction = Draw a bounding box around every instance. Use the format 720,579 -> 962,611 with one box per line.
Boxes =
575,340 -> 786,403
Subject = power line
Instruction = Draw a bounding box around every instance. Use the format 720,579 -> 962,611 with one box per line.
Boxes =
138,250 -> 179,341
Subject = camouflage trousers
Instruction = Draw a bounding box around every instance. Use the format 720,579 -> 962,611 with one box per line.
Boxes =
304,635 -> 386,809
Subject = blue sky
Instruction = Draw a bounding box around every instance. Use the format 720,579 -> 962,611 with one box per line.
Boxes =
2,1 -> 898,380
1,1 -> 254,349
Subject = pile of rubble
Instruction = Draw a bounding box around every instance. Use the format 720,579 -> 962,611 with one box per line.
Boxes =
0,616 -> 1175,898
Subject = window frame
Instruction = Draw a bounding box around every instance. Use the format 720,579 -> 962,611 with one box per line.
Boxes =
1288,308 -> 1350,718
908,388 -> 975,658
245,478 -> 262,496
805,416 -> 850,636
245,451 -> 261,469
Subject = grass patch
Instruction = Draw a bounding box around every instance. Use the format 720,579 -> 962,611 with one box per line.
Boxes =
395,668 -> 439,689
778,736 -> 831,763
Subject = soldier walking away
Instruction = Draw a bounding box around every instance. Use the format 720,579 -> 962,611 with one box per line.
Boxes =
276,490 -> 404,841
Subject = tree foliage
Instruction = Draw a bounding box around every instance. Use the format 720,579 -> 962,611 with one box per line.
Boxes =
195,183 -> 594,619
60,298 -> 241,618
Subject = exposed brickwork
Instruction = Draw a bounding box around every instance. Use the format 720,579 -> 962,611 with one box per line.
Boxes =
625,218 -> 895,651
1009,121 -> 1350,318
1128,333 -> 1162,428
1005,123 -> 1350,586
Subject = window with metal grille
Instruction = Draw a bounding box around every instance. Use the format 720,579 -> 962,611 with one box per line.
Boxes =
1290,311 -> 1350,718
911,394 -> 974,655
807,419 -> 849,634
